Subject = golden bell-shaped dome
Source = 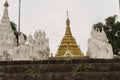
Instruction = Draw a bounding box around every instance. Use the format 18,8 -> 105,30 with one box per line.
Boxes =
55,12 -> 84,57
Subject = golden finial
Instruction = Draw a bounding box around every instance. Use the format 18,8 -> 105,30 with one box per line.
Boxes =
67,11 -> 69,18
66,11 -> 70,27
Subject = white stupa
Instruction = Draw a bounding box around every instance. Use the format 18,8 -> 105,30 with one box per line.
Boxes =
0,0 -> 50,61
0,0 -> 17,61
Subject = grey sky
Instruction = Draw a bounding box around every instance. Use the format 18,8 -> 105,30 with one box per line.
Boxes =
0,0 -> 119,55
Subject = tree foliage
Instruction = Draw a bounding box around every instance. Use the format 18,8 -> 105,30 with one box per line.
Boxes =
10,21 -> 27,45
93,15 -> 120,55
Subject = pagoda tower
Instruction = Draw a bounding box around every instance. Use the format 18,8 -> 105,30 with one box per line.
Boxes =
0,0 -> 17,60
55,12 -> 84,57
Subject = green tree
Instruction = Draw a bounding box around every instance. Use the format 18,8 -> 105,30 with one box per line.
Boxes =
10,21 -> 27,45
93,15 -> 120,55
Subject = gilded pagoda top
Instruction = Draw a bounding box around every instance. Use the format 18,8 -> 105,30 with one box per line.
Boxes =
55,12 -> 84,57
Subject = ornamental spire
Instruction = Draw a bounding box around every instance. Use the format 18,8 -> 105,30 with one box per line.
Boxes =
4,0 -> 9,7
66,11 -> 70,27
1,0 -> 10,27
65,11 -> 72,35
67,11 -> 69,19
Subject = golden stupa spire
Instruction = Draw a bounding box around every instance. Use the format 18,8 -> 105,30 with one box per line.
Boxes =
55,12 -> 84,57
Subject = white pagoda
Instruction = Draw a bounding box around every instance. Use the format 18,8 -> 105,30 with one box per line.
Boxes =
0,0 -> 50,61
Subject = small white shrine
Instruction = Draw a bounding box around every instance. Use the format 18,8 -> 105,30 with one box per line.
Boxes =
87,28 -> 113,59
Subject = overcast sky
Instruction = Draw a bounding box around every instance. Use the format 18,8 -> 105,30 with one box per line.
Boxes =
0,0 -> 119,55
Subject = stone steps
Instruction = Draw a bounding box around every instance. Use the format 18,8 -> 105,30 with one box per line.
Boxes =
0,59 -> 119,80
0,63 -> 120,73
0,72 -> 120,80
0,58 -> 120,65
